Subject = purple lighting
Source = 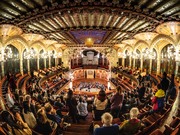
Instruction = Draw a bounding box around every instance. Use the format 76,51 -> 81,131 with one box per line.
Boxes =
70,30 -> 107,44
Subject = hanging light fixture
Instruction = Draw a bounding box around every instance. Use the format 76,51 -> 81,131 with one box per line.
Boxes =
24,48 -> 36,59
85,38 -> 94,47
0,47 -> 13,62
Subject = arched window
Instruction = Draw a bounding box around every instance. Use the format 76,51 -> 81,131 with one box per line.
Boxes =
4,45 -> 20,74
160,44 -> 176,74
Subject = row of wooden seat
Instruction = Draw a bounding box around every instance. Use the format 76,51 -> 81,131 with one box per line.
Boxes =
150,116 -> 180,135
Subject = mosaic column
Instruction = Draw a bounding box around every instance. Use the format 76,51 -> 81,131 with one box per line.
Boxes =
140,55 -> 143,70
37,54 -> 40,70
27,59 -> 30,75
19,53 -> 23,75
157,55 -> 161,75
129,56 -> 132,67
1,61 -> 4,77
44,58 -> 47,68
149,59 -> 152,73
49,56 -> 51,68
175,61 -> 179,76
122,58 -> 125,67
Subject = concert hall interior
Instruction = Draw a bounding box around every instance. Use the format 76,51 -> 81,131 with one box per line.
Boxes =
0,0 -> 179,135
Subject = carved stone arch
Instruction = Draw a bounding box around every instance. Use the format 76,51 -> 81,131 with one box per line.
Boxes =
123,45 -> 133,53
30,41 -> 46,53
47,45 -> 56,52
134,40 -> 149,52
151,34 -> 175,49
57,47 -> 63,53
4,35 -> 28,50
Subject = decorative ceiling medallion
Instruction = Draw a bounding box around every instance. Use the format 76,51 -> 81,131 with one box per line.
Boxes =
156,21 -> 180,36
134,32 -> 158,41
41,40 -> 58,46
0,24 -> 23,36
70,30 -> 107,44
114,44 -> 126,48
54,44 -> 66,47
22,34 -> 45,42
122,39 -> 137,45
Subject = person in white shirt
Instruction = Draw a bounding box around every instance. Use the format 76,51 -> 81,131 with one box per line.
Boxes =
77,97 -> 88,120
6,88 -> 15,108
93,90 -> 108,120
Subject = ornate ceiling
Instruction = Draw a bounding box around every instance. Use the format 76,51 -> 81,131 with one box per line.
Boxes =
0,0 -> 179,47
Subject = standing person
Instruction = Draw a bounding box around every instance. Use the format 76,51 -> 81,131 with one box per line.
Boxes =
110,86 -> 124,118
77,97 -> 88,120
160,72 -> 169,99
155,83 -> 165,111
137,83 -> 146,102
93,90 -> 108,120
66,89 -> 79,123
166,74 -> 176,102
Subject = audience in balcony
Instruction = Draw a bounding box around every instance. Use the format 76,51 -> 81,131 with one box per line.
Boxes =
94,112 -> 119,135
110,86 -> 124,118
22,100 -> 37,129
34,108 -> 57,135
1,108 -> 32,135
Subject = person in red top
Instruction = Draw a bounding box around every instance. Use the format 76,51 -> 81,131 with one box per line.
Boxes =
110,86 -> 124,118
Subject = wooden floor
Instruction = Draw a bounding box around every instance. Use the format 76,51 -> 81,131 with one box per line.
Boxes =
63,112 -> 93,135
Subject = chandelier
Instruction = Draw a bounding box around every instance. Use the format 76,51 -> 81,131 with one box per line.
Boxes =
0,47 -> 13,62
118,52 -> 126,58
166,45 -> 180,61
53,52 -> 62,58
132,52 -> 140,59
40,51 -> 48,59
142,49 -> 156,60
24,48 -> 36,59
85,38 -> 94,47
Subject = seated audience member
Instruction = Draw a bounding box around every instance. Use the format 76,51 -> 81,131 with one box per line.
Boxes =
110,86 -> 124,118
119,107 -> 142,135
54,97 -> 65,118
22,101 -> 37,128
77,97 -> 88,120
93,90 -> 108,120
34,108 -> 57,135
94,112 -> 119,135
6,88 -> 15,108
1,109 -> 32,135
44,103 -> 62,125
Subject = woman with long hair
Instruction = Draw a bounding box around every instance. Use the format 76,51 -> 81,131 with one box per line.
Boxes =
66,89 -> 79,123
110,86 -> 124,118
34,108 -> 57,135
93,89 -> 108,120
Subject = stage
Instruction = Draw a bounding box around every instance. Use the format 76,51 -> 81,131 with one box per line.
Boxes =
63,78 -> 116,96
